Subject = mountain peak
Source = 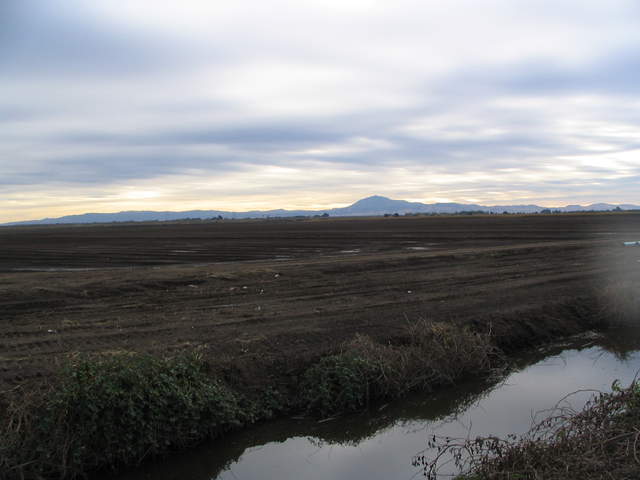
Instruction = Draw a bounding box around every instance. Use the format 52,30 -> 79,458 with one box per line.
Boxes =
364,195 -> 390,200
350,195 -> 392,206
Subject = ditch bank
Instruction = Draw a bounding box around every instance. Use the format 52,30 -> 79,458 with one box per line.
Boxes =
0,289 -> 636,480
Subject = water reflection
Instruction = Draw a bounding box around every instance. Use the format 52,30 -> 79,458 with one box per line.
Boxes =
108,331 -> 640,480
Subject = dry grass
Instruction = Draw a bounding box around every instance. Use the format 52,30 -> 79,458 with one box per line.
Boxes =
599,280 -> 640,325
299,320 -> 500,416
416,381 -> 640,480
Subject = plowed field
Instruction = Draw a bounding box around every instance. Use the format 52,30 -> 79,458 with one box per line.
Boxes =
2,213 -> 639,390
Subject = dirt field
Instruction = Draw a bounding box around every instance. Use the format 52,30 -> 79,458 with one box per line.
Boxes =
1,213 -> 640,390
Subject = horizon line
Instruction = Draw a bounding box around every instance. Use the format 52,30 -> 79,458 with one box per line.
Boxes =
4,195 -> 639,225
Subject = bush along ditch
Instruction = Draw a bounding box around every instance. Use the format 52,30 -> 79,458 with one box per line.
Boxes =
0,353 -> 248,480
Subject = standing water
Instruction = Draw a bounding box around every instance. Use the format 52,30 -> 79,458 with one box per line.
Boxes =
110,329 -> 640,480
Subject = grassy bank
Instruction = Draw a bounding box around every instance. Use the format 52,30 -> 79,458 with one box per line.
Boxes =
0,322 -> 496,479
1,287 -> 634,479
0,321 -> 499,479
416,380 -> 640,480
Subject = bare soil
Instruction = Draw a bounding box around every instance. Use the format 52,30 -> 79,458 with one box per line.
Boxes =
1,213 -> 639,391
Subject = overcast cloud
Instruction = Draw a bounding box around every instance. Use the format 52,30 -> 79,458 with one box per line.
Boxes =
1,0 -> 640,222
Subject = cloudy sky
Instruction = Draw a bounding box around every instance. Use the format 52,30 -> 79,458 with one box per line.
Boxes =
2,0 -> 640,222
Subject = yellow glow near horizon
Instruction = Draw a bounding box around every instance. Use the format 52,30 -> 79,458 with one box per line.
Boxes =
3,158 -> 638,223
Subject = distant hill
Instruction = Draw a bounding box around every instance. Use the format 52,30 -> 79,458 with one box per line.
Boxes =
3,195 -> 639,226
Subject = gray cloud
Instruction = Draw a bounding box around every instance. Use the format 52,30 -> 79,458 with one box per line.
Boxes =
0,106 -> 40,123
0,0 -> 214,78
55,123 -> 355,149
501,50 -> 640,95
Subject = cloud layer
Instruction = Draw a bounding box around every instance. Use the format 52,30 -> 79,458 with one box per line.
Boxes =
2,0 -> 640,222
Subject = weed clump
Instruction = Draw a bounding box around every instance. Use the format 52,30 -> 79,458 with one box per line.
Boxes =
1,353 -> 244,479
299,321 -> 498,417
405,321 -> 497,388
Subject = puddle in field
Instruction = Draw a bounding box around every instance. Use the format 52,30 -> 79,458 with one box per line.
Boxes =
108,328 -> 640,480
10,267 -> 99,272
340,249 -> 361,254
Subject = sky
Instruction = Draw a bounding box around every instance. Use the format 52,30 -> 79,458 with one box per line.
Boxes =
2,0 -> 640,222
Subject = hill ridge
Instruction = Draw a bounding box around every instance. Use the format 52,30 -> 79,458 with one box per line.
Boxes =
4,196 -> 639,225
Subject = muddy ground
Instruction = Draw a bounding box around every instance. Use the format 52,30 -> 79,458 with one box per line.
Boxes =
1,213 -> 640,391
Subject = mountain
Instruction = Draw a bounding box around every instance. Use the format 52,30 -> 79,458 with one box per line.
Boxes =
330,195 -> 430,216
3,196 -> 639,226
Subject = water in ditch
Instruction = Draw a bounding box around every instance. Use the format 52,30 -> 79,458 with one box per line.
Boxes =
110,328 -> 640,480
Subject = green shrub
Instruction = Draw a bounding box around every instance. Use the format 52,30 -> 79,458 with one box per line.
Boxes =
298,353 -> 379,417
3,352 -> 244,479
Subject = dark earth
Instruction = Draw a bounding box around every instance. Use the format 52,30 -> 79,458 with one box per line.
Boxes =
1,213 -> 640,391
